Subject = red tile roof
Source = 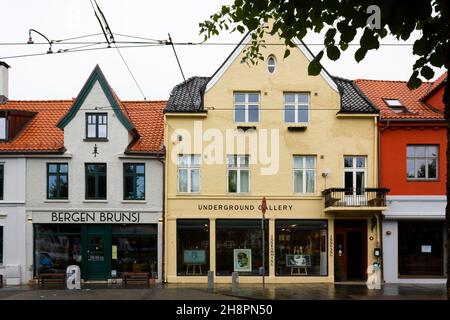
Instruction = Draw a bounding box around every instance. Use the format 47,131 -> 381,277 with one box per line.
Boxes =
0,100 -> 72,152
123,101 -> 166,154
354,77 -> 444,120
0,99 -> 166,153
421,72 -> 447,101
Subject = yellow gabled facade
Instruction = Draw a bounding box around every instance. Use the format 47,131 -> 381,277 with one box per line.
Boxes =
164,30 -> 386,284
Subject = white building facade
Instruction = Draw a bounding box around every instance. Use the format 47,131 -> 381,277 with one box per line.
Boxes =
1,63 -> 165,284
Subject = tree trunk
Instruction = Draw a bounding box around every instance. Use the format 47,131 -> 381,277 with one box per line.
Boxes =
444,0 -> 450,300
445,74 -> 450,300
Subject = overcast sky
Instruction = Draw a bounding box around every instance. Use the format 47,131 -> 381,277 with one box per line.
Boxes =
0,0 -> 445,101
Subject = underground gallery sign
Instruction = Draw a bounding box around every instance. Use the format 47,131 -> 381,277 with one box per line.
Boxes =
197,203 -> 293,213
32,211 -> 152,224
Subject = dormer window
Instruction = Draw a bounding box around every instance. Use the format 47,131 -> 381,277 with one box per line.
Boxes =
86,113 -> 107,139
0,117 -> 6,140
267,55 -> 277,74
384,99 -> 406,113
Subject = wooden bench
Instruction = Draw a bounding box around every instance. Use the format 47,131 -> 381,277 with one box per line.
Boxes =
122,272 -> 150,287
38,273 -> 66,288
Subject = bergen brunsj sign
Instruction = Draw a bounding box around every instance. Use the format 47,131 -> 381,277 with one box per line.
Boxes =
33,211 -> 149,224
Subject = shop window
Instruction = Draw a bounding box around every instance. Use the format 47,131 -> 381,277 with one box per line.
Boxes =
177,219 -> 209,276
85,163 -> 107,200
234,92 -> 259,123
284,93 -> 309,123
124,163 -> 145,200
0,226 -> 3,264
86,113 -> 107,139
178,155 -> 200,193
406,145 -> 438,180
47,163 -> 68,200
293,156 -> 316,193
216,219 -> 268,276
227,155 -> 250,193
111,225 -> 158,277
34,224 -> 82,276
0,164 -> 3,200
275,220 -> 327,276
398,221 -> 444,277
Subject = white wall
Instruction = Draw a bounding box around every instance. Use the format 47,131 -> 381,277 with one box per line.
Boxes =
0,157 -> 27,285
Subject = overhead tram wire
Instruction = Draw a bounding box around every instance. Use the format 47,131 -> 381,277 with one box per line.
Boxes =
167,33 -> 196,111
89,0 -> 147,100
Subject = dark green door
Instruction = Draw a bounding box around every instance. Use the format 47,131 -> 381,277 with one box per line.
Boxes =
84,225 -> 111,280
87,234 -> 107,279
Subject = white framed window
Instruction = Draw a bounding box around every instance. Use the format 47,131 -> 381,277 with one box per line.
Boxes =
227,155 -> 250,193
407,145 -> 438,180
284,93 -> 310,123
344,156 -> 367,195
267,55 -> 277,74
0,118 -> 6,140
86,113 -> 107,139
234,93 -> 259,123
178,155 -> 200,193
383,98 -> 406,113
293,156 -> 316,194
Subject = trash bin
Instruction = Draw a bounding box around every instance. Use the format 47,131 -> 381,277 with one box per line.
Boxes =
66,265 -> 81,290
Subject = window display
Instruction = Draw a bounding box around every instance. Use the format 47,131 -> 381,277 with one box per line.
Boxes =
398,221 -> 444,276
177,219 -> 209,276
34,224 -> 82,275
216,219 -> 268,276
275,220 -> 327,276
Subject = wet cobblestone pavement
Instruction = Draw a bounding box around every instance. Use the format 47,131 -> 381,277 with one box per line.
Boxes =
0,282 -> 446,300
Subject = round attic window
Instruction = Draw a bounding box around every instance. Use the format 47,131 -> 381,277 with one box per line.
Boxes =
267,55 -> 276,74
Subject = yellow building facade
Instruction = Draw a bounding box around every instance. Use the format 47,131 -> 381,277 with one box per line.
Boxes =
164,32 -> 388,283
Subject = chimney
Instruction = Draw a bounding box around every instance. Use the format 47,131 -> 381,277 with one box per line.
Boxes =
0,61 -> 10,104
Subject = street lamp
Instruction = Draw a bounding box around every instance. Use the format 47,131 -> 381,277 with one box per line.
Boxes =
27,29 -> 53,54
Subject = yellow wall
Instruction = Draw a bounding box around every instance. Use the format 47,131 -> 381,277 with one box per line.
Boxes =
164,31 -> 380,283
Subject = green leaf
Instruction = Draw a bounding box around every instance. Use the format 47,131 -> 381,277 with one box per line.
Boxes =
308,51 -> 324,76
326,45 -> 341,61
284,49 -> 291,59
354,48 -> 367,63
407,71 -> 422,89
420,66 -> 434,80
430,48 -> 445,67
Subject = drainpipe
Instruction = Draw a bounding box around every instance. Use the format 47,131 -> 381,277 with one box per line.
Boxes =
377,119 -> 390,283
156,156 -> 166,284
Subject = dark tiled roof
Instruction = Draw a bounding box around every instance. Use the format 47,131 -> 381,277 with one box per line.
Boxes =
165,77 -> 210,113
165,76 -> 377,114
332,76 -> 378,114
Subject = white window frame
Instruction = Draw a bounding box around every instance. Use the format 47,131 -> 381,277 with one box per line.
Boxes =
293,156 -> 316,194
227,155 -> 250,193
0,117 -> 6,140
343,156 -> 367,194
177,155 -> 201,193
406,145 -> 439,180
234,92 -> 260,123
267,55 -> 277,74
284,93 -> 310,123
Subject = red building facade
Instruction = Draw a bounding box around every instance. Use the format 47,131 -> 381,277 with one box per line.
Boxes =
355,73 -> 447,283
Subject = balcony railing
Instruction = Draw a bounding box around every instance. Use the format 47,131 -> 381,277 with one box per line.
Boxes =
322,188 -> 390,209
